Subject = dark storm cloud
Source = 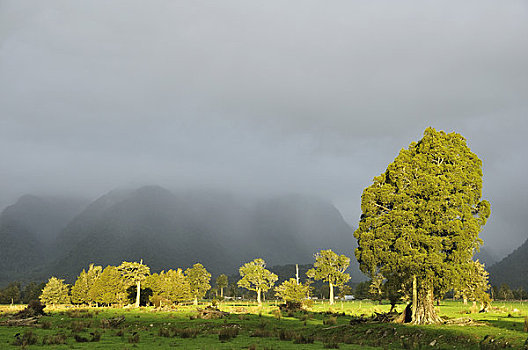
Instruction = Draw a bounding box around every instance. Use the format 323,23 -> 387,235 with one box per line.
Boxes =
1,0 -> 527,257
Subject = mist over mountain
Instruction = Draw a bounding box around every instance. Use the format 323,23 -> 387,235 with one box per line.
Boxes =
0,195 -> 88,281
0,186 -> 361,284
488,237 -> 528,291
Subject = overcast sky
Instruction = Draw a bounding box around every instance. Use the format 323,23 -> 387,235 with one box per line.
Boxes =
1,0 -> 527,258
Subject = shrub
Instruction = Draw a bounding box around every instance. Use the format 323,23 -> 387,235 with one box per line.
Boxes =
278,329 -> 297,341
219,327 -> 239,341
323,316 -> 337,325
42,332 -> 67,345
12,330 -> 38,346
293,334 -> 314,344
251,328 -> 273,337
74,334 -> 89,342
173,327 -> 199,338
90,330 -> 102,342
128,332 -> 140,343
70,320 -> 91,332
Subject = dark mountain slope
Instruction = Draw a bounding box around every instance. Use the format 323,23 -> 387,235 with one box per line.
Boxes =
0,195 -> 88,283
488,237 -> 528,290
49,186 -> 360,281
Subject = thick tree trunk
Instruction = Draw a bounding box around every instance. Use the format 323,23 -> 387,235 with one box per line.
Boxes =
257,288 -> 261,305
193,296 -> 198,305
329,282 -> 334,305
412,286 -> 442,324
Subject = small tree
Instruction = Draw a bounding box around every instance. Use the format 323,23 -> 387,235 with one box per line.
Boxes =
117,260 -> 150,308
40,277 -> 70,306
185,263 -> 211,305
275,278 -> 310,305
455,260 -> 490,309
307,249 -> 350,305
238,258 -> 278,305
216,274 -> 228,298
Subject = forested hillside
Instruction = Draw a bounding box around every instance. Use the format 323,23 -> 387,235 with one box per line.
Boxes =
488,237 -> 528,290
0,186 -> 360,284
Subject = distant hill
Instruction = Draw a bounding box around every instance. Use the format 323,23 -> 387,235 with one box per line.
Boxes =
474,247 -> 498,268
0,195 -> 88,282
488,237 -> 528,290
0,186 -> 363,284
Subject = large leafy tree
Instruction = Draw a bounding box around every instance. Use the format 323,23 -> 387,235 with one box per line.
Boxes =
306,249 -> 350,305
354,128 -> 490,324
89,265 -> 127,306
71,264 -> 102,305
147,269 -> 192,305
185,263 -> 211,305
117,260 -> 151,308
238,258 -> 278,305
40,277 -> 70,306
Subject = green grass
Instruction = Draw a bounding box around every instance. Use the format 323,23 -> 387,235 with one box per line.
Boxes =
1,300 -> 527,349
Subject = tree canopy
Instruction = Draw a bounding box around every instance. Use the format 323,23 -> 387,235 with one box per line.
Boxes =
354,128 -> 490,324
185,263 -> 211,305
306,249 -> 350,305
117,261 -> 151,307
238,258 -> 278,305
40,277 -> 70,306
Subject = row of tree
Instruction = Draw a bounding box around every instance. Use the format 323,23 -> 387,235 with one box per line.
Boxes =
0,281 -> 45,305
38,249 -> 352,307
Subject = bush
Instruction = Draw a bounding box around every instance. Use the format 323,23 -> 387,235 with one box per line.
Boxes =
278,329 -> 297,341
219,327 -> 239,341
12,330 -> 38,346
251,328 -> 273,337
128,332 -> 140,343
293,334 -> 314,344
323,316 -> 337,325
42,332 -> 67,345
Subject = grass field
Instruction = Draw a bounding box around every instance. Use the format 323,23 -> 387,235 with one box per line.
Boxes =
1,300 -> 527,349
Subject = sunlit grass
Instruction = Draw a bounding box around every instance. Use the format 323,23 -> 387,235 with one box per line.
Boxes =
1,300 -> 527,349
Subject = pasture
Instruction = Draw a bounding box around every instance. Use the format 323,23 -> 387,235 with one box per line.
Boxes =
1,300 -> 527,349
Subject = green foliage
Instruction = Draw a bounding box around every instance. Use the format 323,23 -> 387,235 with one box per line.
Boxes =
117,260 -> 150,307
354,128 -> 490,323
185,263 -> 211,304
21,281 -> 45,303
307,249 -> 350,304
117,261 -> 150,287
216,274 -> 228,297
71,264 -> 102,305
40,277 -> 70,305
238,258 -> 278,304
0,281 -> 21,304
455,260 -> 490,306
147,268 -> 192,305
89,265 -> 127,305
275,278 -> 310,303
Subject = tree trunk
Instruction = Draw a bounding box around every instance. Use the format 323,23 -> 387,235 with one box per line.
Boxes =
193,296 -> 198,305
220,287 -> 223,298
135,280 -> 141,308
257,288 -> 261,305
329,282 -> 334,305
412,286 -> 442,324
412,275 -> 417,322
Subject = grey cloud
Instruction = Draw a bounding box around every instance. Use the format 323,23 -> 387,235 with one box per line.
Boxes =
1,0 -> 527,257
